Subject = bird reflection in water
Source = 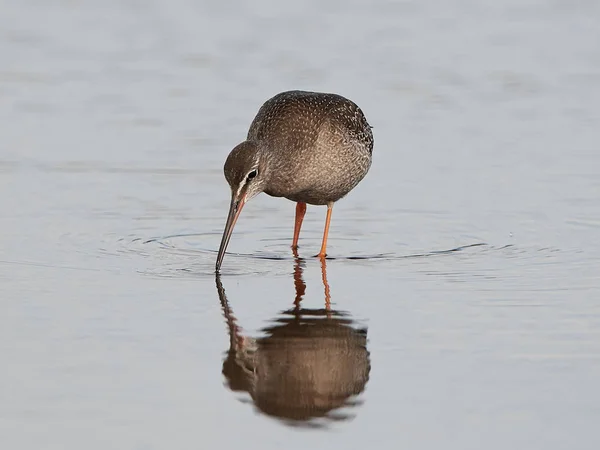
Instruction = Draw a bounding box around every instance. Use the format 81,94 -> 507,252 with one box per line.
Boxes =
215,257 -> 371,426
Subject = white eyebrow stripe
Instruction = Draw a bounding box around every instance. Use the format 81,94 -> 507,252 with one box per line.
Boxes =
235,165 -> 259,198
235,180 -> 246,198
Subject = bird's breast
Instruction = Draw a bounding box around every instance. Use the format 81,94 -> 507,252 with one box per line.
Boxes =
264,143 -> 371,205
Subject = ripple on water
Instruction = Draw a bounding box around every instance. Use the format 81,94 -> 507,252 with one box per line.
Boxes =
120,232 -> 487,278
96,231 -> 593,288
411,243 -> 597,293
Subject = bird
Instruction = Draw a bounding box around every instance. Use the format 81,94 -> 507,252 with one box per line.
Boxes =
215,90 -> 374,272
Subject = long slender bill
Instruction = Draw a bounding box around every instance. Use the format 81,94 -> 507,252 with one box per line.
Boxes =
215,196 -> 246,272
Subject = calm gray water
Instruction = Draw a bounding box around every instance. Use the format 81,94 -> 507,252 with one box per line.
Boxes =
2,0 -> 600,449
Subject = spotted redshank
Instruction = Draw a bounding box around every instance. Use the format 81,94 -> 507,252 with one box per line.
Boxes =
216,90 -> 373,272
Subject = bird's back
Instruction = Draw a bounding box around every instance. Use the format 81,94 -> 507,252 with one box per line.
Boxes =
247,90 -> 373,156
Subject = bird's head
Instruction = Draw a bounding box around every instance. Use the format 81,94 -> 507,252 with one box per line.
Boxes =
216,141 -> 270,272
223,141 -> 270,203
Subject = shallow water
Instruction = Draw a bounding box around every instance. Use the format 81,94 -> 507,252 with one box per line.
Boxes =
2,0 -> 600,449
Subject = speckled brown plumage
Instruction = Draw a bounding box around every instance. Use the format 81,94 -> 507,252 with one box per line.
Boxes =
216,90 -> 374,271
246,90 -> 373,204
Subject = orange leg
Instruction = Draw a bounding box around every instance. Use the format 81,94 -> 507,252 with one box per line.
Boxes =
317,202 -> 333,258
292,202 -> 307,250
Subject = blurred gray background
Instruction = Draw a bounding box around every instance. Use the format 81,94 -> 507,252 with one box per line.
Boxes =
1,0 -> 599,449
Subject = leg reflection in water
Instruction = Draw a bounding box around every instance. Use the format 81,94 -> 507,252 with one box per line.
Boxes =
215,258 -> 370,425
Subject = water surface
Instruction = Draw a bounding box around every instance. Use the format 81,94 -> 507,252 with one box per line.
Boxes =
2,1 -> 600,449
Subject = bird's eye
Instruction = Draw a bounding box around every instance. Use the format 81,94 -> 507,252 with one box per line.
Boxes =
247,169 -> 258,180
